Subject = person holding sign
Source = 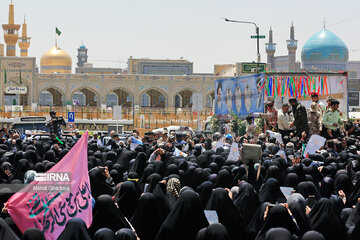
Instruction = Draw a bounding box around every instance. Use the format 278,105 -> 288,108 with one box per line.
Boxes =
322,99 -> 343,139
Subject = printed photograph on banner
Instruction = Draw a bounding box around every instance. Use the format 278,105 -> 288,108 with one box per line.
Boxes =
215,73 -> 265,118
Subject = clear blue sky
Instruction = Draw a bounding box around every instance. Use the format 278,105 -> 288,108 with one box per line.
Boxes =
1,0 -> 360,73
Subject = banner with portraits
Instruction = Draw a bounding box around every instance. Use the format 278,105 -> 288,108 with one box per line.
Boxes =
214,73 -> 265,119
214,72 -> 348,119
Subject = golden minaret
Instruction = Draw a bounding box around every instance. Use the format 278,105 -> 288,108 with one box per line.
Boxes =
2,1 -> 20,56
18,16 -> 30,57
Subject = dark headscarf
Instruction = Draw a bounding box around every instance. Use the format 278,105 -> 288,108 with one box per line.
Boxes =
284,173 -> 299,188
197,155 -> 209,169
195,223 -> 231,240
188,168 -> 207,189
114,181 -> 139,219
115,228 -> 136,240
345,200 -> 360,240
166,164 -> 179,176
24,149 -> 39,164
295,181 -> 321,200
196,181 -> 214,209
93,228 -> 116,240
234,181 -> 260,224
116,151 -> 135,172
205,188 -> 246,240
34,143 -> 45,159
308,198 -> 346,240
256,205 -> 299,240
109,169 -> 122,185
104,160 -> 114,171
152,182 -> 172,219
215,169 -> 233,189
89,195 -> 130,236
58,149 -> 69,161
258,178 -> 286,204
264,165 -> 283,185
22,228 -> 45,240
264,227 -> 293,240
153,161 -> 167,177
14,159 -> 31,182
347,178 -> 360,207
287,194 -> 311,235
334,174 -> 353,197
140,166 -> 154,184
0,218 -> 19,240
89,167 -> 114,199
33,162 -> 45,173
105,151 -> 117,162
156,190 -> 209,240
302,230 -> 325,240
44,150 -> 56,163
57,218 -> 91,240
130,152 -> 147,178
130,193 -> 163,240
146,173 -> 162,193
0,162 -> 13,183
44,162 -> 55,171
319,176 -> 334,198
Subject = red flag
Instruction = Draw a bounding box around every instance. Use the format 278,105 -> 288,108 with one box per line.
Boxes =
7,131 -> 92,240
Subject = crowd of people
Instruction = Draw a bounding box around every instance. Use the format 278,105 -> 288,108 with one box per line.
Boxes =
0,100 -> 359,239
261,92 -> 347,141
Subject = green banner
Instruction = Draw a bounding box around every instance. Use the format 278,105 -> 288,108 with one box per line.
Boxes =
241,62 -> 266,73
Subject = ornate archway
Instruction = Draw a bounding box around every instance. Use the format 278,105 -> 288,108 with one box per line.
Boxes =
39,87 -> 64,106
175,89 -> 194,108
106,88 -> 133,107
72,87 -> 99,106
140,88 -> 167,108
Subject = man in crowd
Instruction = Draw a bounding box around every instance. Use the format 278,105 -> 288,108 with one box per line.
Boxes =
74,129 -> 82,139
157,130 -> 168,146
326,96 -> 333,111
277,103 -> 294,139
322,99 -> 343,139
289,97 -> 309,138
92,131 -> 103,146
45,110 -> 66,139
311,92 -> 326,116
263,96 -> 278,131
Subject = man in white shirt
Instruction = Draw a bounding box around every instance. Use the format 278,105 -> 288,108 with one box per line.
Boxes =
92,131 -> 103,147
277,103 -> 294,139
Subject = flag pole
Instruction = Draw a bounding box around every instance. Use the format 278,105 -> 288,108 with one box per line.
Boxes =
55,26 -> 57,47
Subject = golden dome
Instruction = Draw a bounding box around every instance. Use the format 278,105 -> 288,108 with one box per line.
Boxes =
40,46 -> 72,73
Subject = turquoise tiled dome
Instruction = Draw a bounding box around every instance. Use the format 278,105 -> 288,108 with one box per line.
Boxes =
301,29 -> 348,64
